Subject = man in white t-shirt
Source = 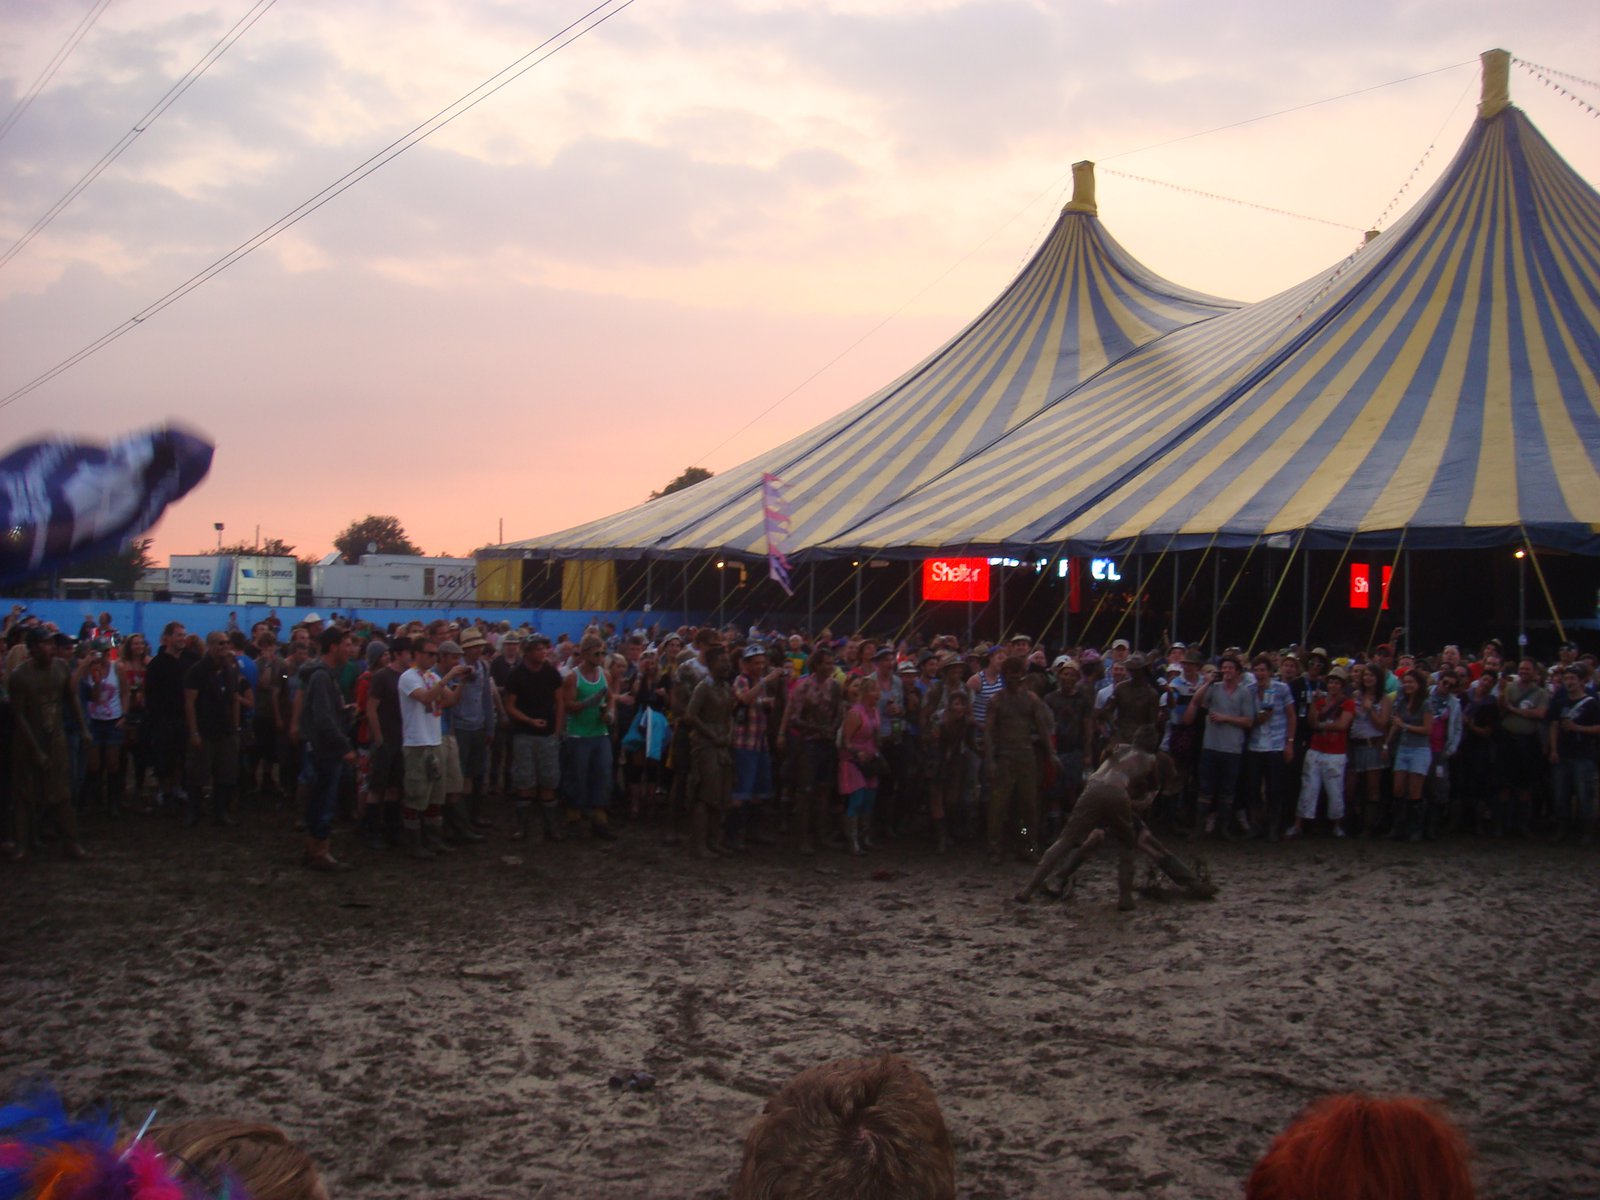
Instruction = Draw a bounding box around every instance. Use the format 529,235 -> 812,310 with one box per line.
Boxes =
398,638 -> 467,860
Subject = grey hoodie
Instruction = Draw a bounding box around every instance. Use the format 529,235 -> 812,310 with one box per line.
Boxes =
299,656 -> 352,761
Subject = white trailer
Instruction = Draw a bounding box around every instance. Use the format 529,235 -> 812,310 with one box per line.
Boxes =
311,554 -> 477,608
167,555 -> 297,605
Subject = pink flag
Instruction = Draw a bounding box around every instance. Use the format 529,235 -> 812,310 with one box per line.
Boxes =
761,472 -> 795,595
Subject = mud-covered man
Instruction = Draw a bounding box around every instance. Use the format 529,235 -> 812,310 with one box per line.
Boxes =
685,643 -> 737,858
984,657 -> 1055,863
1014,744 -> 1216,911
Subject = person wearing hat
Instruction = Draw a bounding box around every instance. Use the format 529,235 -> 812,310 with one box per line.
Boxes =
983,658 -> 1055,864
685,642 -> 738,858
1044,658 -> 1090,834
729,643 -> 780,850
6,628 -> 88,861
560,633 -> 618,842
1101,652 -> 1162,753
450,627 -> 500,834
1288,666 -> 1355,838
784,645 -> 845,855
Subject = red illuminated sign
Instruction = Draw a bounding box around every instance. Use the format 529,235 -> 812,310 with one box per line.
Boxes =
922,557 -> 990,602
1349,563 -> 1392,610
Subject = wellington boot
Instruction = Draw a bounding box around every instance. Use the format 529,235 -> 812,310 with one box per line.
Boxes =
406,827 -> 435,861
1156,852 -> 1219,899
511,802 -> 532,841
424,827 -> 454,855
306,837 -> 353,872
447,801 -> 486,843
540,802 -> 565,842
845,814 -> 864,856
934,818 -> 949,855
1117,858 -> 1137,912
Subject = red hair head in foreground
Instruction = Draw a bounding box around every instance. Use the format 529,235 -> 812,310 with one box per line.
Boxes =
733,1053 -> 955,1200
1247,1093 -> 1476,1200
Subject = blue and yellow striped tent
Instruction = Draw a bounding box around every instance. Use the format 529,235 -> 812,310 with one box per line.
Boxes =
501,162 -> 1236,560
507,50 -> 1599,563
831,52 -> 1600,558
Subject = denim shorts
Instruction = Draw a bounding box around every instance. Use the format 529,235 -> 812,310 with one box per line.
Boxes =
88,717 -> 125,748
1393,743 -> 1432,776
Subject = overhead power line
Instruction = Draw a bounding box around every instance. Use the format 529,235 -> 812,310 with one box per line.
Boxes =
0,0 -> 279,273
0,0 -> 640,413
0,0 -> 114,147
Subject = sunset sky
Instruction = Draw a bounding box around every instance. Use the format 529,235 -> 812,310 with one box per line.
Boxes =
1,0 -> 1596,564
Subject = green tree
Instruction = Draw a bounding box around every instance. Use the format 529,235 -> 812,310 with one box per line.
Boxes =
13,537 -> 155,594
333,515 -> 421,564
650,466 -> 713,501
211,536 -> 298,558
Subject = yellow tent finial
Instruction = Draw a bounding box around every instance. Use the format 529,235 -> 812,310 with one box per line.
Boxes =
1479,48 -> 1511,120
1064,160 -> 1098,216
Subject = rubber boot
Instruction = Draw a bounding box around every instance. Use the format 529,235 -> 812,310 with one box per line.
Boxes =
406,825 -> 435,861
540,801 -> 565,842
213,787 -> 236,827
448,800 -> 486,843
1187,803 -> 1212,841
590,808 -> 618,842
1156,853 -> 1219,899
1406,800 -> 1425,843
105,768 -> 125,818
1016,844 -> 1089,903
424,819 -> 454,854
1117,856 -> 1137,911
933,817 -> 949,855
845,814 -> 864,856
1422,802 -> 1442,843
184,789 -> 203,829
1389,802 -> 1412,841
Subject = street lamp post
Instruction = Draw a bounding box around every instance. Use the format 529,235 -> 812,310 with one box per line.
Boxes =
214,521 -> 224,551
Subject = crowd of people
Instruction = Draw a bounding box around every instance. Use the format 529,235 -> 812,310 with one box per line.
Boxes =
1,1063 -> 1481,1200
2,605 -> 1596,871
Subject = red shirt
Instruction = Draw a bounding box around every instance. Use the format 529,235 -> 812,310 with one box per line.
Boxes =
1309,696 -> 1356,755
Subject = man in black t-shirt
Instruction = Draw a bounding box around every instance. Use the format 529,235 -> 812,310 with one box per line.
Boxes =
144,621 -> 200,811
503,634 -> 564,841
184,631 -> 242,827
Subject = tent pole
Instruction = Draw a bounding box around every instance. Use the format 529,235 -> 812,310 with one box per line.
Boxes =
1171,553 -> 1179,646
1134,554 -> 1144,650
1210,550 -> 1220,650
908,561 -> 916,632
1301,548 -> 1309,649
807,560 -> 815,635
967,594 -> 974,647
854,560 -> 862,632
682,560 -> 689,627
997,560 -> 1005,641
1403,551 -> 1411,655
718,560 -> 726,630
645,559 -> 652,616
1062,557 -> 1070,650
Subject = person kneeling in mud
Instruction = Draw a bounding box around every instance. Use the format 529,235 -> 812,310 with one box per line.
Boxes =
1013,743 -> 1217,911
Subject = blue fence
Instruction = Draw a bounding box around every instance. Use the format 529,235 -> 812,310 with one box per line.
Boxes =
3,598 -> 700,643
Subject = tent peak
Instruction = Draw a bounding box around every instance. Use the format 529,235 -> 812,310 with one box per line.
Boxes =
1063,160 -> 1097,216
1479,48 -> 1511,120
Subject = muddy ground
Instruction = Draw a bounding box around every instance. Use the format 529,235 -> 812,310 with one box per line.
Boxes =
4,803 -> 1598,1198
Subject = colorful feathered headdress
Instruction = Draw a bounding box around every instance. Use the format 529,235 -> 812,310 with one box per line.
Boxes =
0,1089 -> 244,1200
